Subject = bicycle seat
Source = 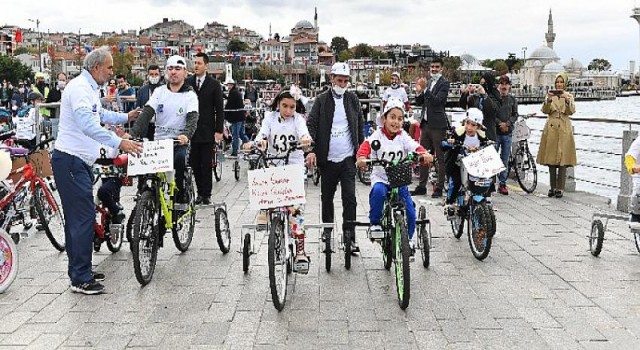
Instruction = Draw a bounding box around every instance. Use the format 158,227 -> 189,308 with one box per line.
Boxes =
0,146 -> 28,157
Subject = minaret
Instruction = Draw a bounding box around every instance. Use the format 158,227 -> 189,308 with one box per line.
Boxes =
545,8 -> 556,49
269,23 -> 272,40
314,7 -> 319,40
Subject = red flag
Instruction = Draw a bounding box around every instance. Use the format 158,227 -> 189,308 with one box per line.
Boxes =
14,29 -> 22,43
129,46 -> 134,53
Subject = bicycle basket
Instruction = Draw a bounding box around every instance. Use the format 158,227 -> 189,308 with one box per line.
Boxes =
385,163 -> 413,188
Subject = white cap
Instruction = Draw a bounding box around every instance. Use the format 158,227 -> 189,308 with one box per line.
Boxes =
391,71 -> 401,79
466,107 -> 484,125
330,62 -> 350,76
225,77 -> 236,85
166,55 -> 187,68
376,97 -> 405,126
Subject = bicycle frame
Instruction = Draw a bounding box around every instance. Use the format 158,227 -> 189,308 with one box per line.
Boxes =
0,164 -> 51,232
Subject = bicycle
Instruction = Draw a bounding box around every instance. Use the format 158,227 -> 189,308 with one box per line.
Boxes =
244,140 -> 312,311
91,154 -> 129,253
506,114 -> 537,193
129,140 -> 197,286
351,150 -> 428,310
0,139 -> 64,251
211,140 -> 225,182
446,143 -> 500,260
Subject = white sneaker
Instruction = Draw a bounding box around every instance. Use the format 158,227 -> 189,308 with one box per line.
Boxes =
409,238 -> 416,262
369,225 -> 384,240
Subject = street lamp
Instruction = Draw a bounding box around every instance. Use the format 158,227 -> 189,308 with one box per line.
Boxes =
521,46 -> 527,61
28,18 -> 41,72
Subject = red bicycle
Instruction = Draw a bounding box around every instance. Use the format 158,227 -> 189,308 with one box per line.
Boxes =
92,154 -> 129,253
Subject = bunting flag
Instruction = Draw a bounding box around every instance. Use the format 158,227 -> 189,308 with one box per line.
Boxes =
14,29 -> 22,43
119,44 -> 125,53
156,48 -> 163,55
129,46 -> 134,53
85,45 -> 93,53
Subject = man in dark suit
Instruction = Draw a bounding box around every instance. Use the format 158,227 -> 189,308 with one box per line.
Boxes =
413,57 -> 450,197
187,52 -> 224,205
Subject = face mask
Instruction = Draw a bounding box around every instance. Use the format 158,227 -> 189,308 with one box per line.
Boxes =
18,88 -> 24,94
431,73 -> 441,80
57,81 -> 66,90
391,83 -> 399,89
148,76 -> 160,85
333,85 -> 346,96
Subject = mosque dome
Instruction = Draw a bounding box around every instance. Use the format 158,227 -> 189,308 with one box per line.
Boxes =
294,20 -> 314,29
564,58 -> 583,70
529,45 -> 559,60
541,61 -> 565,73
460,53 -> 479,66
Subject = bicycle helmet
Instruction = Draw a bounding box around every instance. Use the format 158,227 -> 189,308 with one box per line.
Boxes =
383,97 -> 405,116
28,91 -> 43,102
330,62 -> 350,76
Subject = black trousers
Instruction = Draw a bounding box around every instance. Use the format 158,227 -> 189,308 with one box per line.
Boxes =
189,142 -> 214,197
320,157 -> 357,234
418,126 -> 447,189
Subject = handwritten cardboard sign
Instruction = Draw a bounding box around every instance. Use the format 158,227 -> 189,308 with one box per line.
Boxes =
513,119 -> 531,142
127,139 -> 173,176
248,164 -> 306,210
461,146 -> 505,179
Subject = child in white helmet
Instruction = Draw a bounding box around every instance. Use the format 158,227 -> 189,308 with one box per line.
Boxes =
356,97 -> 431,256
443,108 -> 489,214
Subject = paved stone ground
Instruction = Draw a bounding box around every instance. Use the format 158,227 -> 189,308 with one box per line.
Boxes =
2,161 -> 640,349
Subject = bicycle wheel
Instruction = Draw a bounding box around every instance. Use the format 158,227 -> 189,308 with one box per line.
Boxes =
634,229 -> 640,255
33,182 -> 65,252
268,214 -> 288,311
214,207 -> 231,254
242,233 -> 251,273
172,169 -> 196,252
382,228 -> 393,270
590,219 -> 604,257
514,146 -> 537,194
313,168 -> 320,186
451,205 -> 465,239
126,207 -> 135,243
343,231 -> 352,270
468,202 -> 493,261
393,213 -> 411,310
418,206 -> 431,269
0,229 -> 18,293
325,231 -> 332,272
213,152 -> 222,182
233,160 -> 240,181
131,191 -> 159,286
106,216 -> 124,253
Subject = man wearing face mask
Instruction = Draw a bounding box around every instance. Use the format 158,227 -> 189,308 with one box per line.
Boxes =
382,72 -> 410,112
32,72 -> 51,119
306,62 -> 364,252
135,65 -> 164,140
45,72 -> 67,138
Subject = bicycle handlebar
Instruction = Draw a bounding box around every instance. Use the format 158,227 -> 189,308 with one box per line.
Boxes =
361,152 -> 425,167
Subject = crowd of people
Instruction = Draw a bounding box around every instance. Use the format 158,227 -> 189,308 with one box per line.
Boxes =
0,45 -> 584,295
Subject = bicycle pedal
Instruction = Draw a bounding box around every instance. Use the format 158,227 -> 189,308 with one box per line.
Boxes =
293,258 -> 310,274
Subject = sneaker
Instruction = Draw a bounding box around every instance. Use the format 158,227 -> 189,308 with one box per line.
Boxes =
411,186 -> 427,196
555,190 -> 563,198
498,183 -> 509,195
202,196 -> 211,205
409,239 -> 416,262
350,240 -> 360,253
444,204 -> 455,219
195,196 -> 204,205
293,254 -> 310,274
111,212 -> 125,225
92,272 -> 106,282
227,154 -> 238,159
547,189 -> 555,197
70,280 -> 105,295
431,187 -> 443,198
369,225 -> 384,240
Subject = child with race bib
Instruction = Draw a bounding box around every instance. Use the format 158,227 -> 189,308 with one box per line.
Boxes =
243,89 -> 313,269
355,97 -> 431,256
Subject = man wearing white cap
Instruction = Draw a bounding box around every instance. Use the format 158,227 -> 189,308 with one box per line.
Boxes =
52,47 -> 142,295
129,55 -> 199,204
382,72 -> 410,112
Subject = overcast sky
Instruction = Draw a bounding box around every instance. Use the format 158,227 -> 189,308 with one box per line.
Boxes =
4,0 -> 640,71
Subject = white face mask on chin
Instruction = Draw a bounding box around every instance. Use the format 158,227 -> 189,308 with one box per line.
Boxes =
148,76 -> 160,85
333,85 -> 347,95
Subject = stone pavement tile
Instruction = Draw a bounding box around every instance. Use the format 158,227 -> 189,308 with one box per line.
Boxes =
428,299 -> 464,321
595,327 -> 640,348
374,304 -> 410,322
228,310 -> 261,335
460,307 -> 501,330
535,298 -> 576,319
93,334 -> 132,350
319,300 -> 347,321
517,307 -> 562,329
317,320 -> 349,345
536,273 -> 573,290
496,318 -> 550,350
0,312 -> 35,334
406,307 -> 439,331
474,329 -> 516,349
0,323 -> 44,346
156,334 -> 195,350
0,286 -> 44,307
255,320 -> 288,346
13,293 -> 58,313
535,328 -> 583,350
289,292 -> 320,311
346,308 -> 379,332
123,322 -> 169,348
213,284 -> 243,303
556,315 -> 607,342
286,330 -> 318,347
348,331 -> 384,348
192,322 -> 229,346
553,288 -> 596,307
288,309 -> 319,333
379,320 -> 415,346
203,302 -> 237,323
23,334 -> 67,350
413,330 -> 449,349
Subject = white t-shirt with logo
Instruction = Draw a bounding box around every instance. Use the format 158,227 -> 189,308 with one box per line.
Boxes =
256,111 -> 310,165
146,86 -> 199,140
367,129 -> 421,185
382,86 -> 408,103
327,97 -> 354,162
463,133 -> 480,149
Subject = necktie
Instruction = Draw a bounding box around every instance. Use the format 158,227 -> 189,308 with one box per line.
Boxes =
196,78 -> 201,90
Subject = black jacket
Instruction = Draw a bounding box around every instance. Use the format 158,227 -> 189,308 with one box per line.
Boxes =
307,89 -> 364,166
135,82 -> 163,109
416,76 -> 450,130
224,86 -> 245,123
495,94 -> 518,135
186,74 -> 224,142
459,92 -> 498,141
46,87 -> 63,118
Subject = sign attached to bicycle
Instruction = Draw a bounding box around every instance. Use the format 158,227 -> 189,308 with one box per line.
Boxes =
248,164 -> 306,210
462,146 -> 505,179
127,139 -> 174,176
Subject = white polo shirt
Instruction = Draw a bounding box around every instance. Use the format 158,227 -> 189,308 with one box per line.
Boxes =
55,70 -> 127,165
147,85 -> 199,140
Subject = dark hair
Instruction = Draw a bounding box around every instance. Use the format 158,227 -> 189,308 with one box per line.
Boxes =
57,72 -> 67,79
195,52 -> 209,64
270,90 -> 296,111
431,57 -> 444,65
147,64 -> 160,72
116,74 -> 126,81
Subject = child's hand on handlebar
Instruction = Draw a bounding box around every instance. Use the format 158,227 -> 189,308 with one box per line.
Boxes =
417,152 -> 433,165
356,156 -> 368,170
300,135 -> 312,150
177,134 -> 189,145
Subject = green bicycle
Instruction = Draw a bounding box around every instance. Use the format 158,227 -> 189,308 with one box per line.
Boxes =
130,143 -> 197,286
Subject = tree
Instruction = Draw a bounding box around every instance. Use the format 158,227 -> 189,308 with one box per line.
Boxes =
0,55 -> 34,84
353,43 -> 373,59
113,51 -> 135,77
227,39 -> 249,53
338,50 -> 353,62
494,60 -> 508,75
588,58 -> 611,71
442,56 -> 462,82
330,36 -> 349,55
13,47 -> 31,56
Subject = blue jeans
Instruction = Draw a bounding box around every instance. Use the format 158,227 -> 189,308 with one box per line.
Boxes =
495,134 -> 513,184
231,122 -> 249,155
51,150 -> 95,285
174,145 -> 188,202
369,182 -> 416,240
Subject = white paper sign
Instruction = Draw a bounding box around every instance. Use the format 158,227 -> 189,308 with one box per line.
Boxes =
513,119 -> 531,142
248,164 -> 306,210
127,139 -> 174,176
461,146 -> 506,179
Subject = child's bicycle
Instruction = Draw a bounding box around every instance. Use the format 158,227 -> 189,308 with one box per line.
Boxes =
91,154 -> 129,253
588,212 -> 640,257
242,140 -> 318,311
506,113 -> 537,193
129,141 -> 197,286
211,140 -> 225,182
350,149 -> 430,310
